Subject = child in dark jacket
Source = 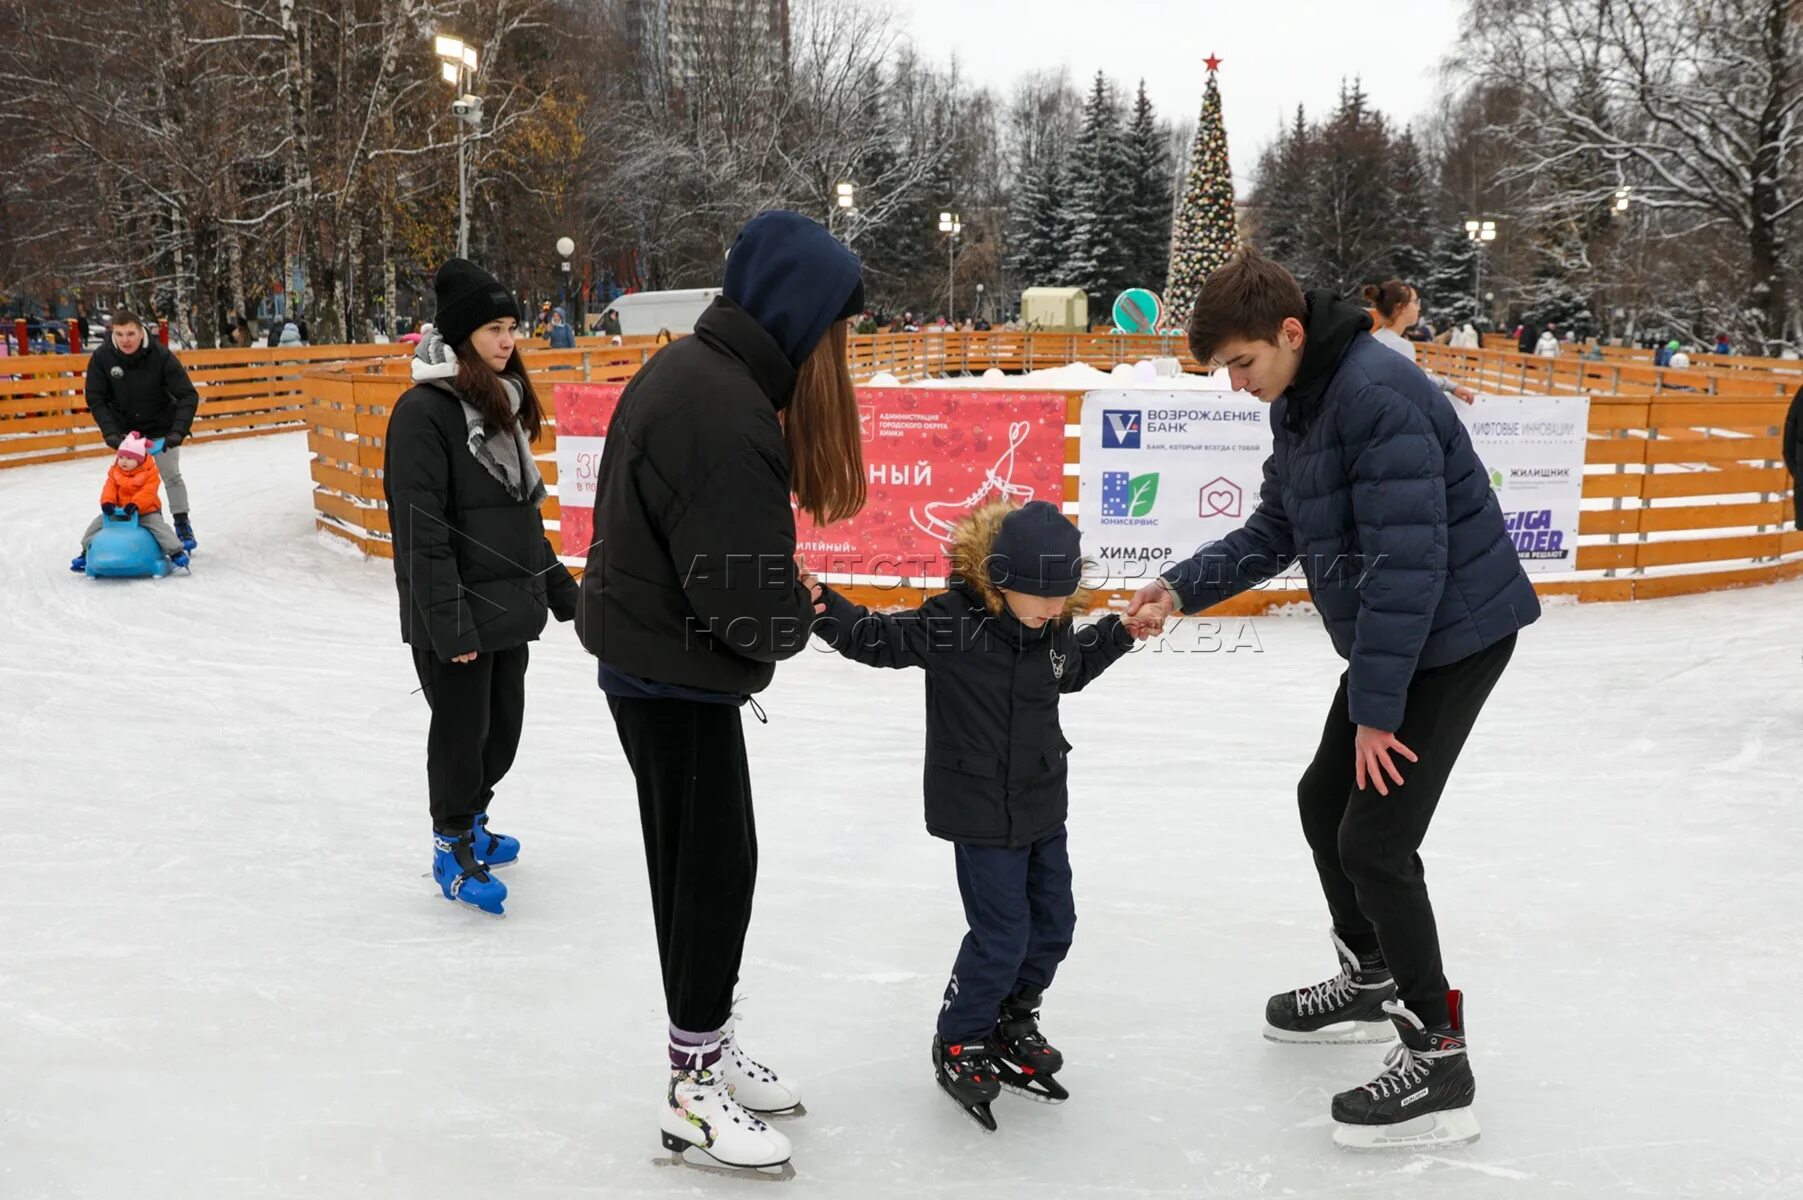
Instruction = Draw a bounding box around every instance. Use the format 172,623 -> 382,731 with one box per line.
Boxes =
807,499 -> 1140,1129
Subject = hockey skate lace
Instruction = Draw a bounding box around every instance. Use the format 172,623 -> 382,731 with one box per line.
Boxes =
1296,969 -> 1355,1016
1360,1042 -> 1430,1100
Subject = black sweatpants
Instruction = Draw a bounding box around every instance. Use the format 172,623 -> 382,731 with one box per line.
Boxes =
1297,634 -> 1515,1028
411,645 -> 529,829
607,695 -> 757,1034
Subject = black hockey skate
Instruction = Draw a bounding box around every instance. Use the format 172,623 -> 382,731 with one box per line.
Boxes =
992,986 -> 1069,1103
932,1035 -> 1001,1131
1331,989 -> 1479,1150
1264,931 -> 1397,1044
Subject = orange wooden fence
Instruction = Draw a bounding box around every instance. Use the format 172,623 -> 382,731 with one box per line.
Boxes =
302,337 -> 1803,610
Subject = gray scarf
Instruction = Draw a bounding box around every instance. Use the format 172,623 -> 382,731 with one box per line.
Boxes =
410,327 -> 545,506
462,378 -> 546,506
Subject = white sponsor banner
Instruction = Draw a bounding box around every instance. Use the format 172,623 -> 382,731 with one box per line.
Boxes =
553,435 -> 606,518
1458,394 -> 1589,574
1078,389 -> 1271,590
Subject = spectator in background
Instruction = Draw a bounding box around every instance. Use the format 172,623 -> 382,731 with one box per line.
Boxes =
1714,333 -> 1732,355
1535,326 -> 1560,357
1654,339 -> 1679,367
600,307 -> 622,337
1784,384 -> 1802,530
1451,322 -> 1481,349
1581,338 -> 1606,361
1363,281 -> 1477,404
1668,351 -> 1691,370
1516,322 -> 1536,354
548,307 -> 576,349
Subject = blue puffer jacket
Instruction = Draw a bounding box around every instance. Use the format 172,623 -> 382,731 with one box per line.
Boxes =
1163,293 -> 1540,730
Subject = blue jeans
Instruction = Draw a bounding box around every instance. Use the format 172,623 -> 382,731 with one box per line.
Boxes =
937,826 -> 1076,1042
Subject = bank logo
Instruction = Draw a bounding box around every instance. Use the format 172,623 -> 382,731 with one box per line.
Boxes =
1198,476 -> 1243,519
1101,409 -> 1142,449
1102,471 -> 1160,518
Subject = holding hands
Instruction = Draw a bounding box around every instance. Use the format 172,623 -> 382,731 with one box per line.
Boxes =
796,558 -> 826,615
1122,578 -> 1176,641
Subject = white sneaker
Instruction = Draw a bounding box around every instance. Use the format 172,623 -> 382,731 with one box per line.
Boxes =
720,1014 -> 803,1114
660,1067 -> 792,1169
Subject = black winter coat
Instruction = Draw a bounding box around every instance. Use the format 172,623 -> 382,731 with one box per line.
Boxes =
383,378 -> 578,660
85,340 -> 199,442
576,299 -> 818,695
815,578 -> 1136,849
1784,386 -> 1803,530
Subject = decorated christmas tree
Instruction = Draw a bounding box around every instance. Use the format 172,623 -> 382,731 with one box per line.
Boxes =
1164,56 -> 1238,332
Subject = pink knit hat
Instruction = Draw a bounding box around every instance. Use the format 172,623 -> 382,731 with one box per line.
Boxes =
117,431 -> 152,464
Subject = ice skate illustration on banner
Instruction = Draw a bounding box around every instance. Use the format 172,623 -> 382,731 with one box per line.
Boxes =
910,421 -> 1037,545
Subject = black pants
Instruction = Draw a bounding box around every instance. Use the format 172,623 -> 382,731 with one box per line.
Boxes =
608,695 -> 757,1034
1297,634 -> 1515,1027
411,645 -> 529,829
938,826 -> 1076,1042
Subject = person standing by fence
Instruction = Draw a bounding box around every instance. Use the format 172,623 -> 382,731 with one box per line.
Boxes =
84,310 -> 201,552
383,258 -> 578,918
1364,281 -> 1476,404
577,211 -> 865,1173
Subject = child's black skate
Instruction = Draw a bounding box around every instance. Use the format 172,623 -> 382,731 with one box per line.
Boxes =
1331,989 -> 1479,1150
1265,931 -> 1396,1044
992,985 -> 1069,1103
932,1035 -> 1001,1131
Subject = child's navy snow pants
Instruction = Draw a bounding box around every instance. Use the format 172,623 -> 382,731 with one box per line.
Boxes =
937,825 -> 1076,1042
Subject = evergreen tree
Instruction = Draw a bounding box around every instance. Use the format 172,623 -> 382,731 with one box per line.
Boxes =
1058,71 -> 1133,314
1123,79 -> 1173,293
1386,127 -> 1435,284
1250,105 -> 1313,277
1423,217 -> 1481,327
1165,58 -> 1238,330
1305,79 -> 1395,294
1008,153 -> 1068,290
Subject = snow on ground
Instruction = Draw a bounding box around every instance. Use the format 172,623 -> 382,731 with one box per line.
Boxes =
5,431 -> 1802,1199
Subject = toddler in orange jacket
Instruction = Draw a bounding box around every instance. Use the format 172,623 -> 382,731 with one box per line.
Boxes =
74,431 -> 186,563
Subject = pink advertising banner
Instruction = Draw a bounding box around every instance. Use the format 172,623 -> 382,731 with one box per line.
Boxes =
550,384 -> 1069,582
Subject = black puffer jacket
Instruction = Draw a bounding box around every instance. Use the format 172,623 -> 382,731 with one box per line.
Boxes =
85,339 -> 199,442
576,299 -> 822,695
383,377 -> 577,660
813,504 -> 1137,848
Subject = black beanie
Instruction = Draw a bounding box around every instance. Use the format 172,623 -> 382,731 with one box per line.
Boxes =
432,258 -> 522,349
988,501 -> 1085,598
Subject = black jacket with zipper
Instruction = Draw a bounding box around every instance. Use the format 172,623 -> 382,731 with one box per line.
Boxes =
85,339 -> 200,442
576,298 -> 818,695
815,579 -> 1136,848
1785,385 -> 1802,529
383,376 -> 577,660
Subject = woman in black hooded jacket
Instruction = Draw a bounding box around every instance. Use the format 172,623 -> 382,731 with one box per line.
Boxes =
576,211 -> 865,1171
383,258 -> 577,918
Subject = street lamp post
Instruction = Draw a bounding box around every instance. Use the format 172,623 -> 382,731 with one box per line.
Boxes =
832,182 -> 856,239
556,235 -> 575,313
975,282 -> 985,323
938,211 -> 961,318
434,35 -> 482,259
1464,217 -> 1497,324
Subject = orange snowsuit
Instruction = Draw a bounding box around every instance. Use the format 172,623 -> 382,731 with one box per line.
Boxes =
101,456 -> 165,515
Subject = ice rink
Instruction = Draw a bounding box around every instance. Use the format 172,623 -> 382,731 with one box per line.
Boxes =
6,431 -> 1801,1198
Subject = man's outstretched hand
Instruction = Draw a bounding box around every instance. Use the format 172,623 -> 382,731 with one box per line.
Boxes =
1124,579 -> 1175,640
796,558 -> 826,614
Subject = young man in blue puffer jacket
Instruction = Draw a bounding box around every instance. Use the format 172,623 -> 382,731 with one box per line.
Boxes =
1127,247 -> 1539,1151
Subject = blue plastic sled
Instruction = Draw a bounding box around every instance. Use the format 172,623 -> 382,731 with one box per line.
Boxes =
84,438 -> 178,579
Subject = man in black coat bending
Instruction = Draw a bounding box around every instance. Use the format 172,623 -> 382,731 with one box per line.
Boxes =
86,310 -> 201,550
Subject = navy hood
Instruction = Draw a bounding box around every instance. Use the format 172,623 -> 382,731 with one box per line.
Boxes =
723,211 -> 864,368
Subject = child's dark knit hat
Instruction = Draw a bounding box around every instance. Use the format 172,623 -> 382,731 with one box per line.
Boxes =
989,500 -> 1084,597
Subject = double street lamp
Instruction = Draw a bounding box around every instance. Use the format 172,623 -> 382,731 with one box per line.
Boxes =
434,34 -> 483,259
1464,217 -> 1497,324
938,211 -> 962,319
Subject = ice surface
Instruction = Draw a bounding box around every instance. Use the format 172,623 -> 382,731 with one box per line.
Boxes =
5,432 -> 1801,1198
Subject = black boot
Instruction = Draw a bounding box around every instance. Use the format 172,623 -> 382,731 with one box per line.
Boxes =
1265,931 -> 1397,1044
993,985 -> 1068,1102
173,513 -> 196,551
1330,990 -> 1479,1150
932,1035 -> 1001,1131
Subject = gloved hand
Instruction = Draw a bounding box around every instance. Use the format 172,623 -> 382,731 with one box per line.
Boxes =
104,434 -> 122,449
101,502 -> 116,515
163,431 -> 185,449
122,503 -> 139,517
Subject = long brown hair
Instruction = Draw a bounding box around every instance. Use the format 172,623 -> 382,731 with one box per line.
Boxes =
453,338 -> 545,443
785,319 -> 865,525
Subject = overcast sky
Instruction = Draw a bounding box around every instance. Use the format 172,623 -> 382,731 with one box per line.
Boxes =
887,0 -> 1468,190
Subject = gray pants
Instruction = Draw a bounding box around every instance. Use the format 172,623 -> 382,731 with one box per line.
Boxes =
82,509 -> 184,555
154,444 -> 189,515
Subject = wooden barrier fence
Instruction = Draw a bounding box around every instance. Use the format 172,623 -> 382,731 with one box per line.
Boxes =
303,339 -> 1803,610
